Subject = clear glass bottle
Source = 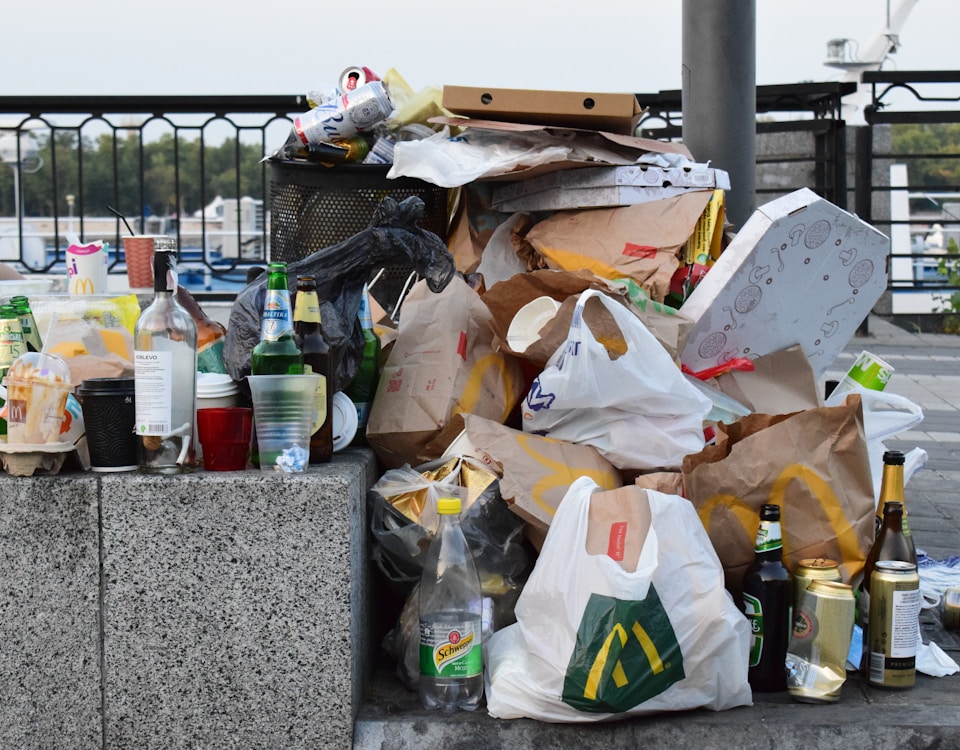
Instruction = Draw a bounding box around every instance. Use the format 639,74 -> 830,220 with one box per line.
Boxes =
134,240 -> 198,473
293,276 -> 334,463
345,285 -> 381,446
419,497 -> 484,712
251,262 -> 302,376
741,503 -> 792,692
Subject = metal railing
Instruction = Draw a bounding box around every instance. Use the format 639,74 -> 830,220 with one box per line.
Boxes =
0,95 -> 305,296
859,71 -> 960,311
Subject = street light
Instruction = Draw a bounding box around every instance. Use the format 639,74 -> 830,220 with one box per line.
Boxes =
0,131 -> 44,269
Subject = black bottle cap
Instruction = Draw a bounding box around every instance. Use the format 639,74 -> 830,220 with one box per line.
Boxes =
882,450 -> 906,465
760,504 -> 781,521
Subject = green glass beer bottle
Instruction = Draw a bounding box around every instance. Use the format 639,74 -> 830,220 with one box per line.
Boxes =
345,284 -> 381,446
251,263 -> 303,376
10,296 -> 42,353
293,276 -> 334,463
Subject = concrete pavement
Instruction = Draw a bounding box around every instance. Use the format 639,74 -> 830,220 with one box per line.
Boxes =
354,316 -> 960,749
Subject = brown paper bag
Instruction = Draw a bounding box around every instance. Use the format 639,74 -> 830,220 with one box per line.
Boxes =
463,413 -> 622,549
482,269 -> 689,365
366,277 -> 525,469
712,344 -> 821,415
585,486 -> 652,574
681,394 -> 874,595
524,192 -> 712,302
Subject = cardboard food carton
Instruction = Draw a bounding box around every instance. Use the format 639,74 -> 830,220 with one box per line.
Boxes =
679,188 -> 889,380
442,86 -> 644,134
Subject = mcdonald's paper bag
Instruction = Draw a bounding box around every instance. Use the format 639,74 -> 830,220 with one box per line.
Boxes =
681,394 -> 875,595
462,413 -> 622,549
485,478 -> 751,721
365,276 -> 525,469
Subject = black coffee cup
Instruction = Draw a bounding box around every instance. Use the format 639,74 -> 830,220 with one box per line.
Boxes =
78,377 -> 137,472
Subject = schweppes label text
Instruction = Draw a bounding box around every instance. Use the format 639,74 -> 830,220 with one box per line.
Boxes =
419,619 -> 482,679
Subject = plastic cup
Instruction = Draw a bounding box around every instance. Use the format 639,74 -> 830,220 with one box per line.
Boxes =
197,407 -> 252,471
3,351 -> 73,445
123,235 -> 164,289
77,377 -> 137,472
247,374 -> 319,473
832,350 -> 895,398
66,242 -> 109,295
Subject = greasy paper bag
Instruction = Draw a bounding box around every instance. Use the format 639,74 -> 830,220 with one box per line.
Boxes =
365,276 -> 525,469
681,394 -> 875,595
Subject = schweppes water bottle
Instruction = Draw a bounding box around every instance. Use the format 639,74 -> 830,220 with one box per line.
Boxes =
418,497 -> 483,711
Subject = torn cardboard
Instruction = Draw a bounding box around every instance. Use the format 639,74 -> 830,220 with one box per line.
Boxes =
679,188 -> 890,380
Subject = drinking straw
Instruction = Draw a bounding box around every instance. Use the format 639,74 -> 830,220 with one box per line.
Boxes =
106,206 -> 136,237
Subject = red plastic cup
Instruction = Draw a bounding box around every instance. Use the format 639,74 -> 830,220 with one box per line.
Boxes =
197,407 -> 253,471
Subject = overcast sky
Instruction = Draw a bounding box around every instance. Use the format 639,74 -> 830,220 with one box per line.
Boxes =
2,0 -> 956,100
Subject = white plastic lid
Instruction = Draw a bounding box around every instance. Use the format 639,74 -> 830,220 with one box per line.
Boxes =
196,372 -> 239,397
332,391 -> 358,452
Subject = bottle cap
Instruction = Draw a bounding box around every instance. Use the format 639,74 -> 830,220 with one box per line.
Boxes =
883,449 -> 906,465
437,497 -> 462,515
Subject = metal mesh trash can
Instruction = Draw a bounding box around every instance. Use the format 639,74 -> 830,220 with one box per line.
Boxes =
268,159 -> 449,314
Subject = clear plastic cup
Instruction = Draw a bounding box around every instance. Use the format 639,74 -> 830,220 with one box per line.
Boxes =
3,351 -> 73,444
247,374 -> 319,473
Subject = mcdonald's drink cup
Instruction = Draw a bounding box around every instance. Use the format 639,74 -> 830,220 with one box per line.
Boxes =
67,242 -> 109,295
832,350 -> 893,397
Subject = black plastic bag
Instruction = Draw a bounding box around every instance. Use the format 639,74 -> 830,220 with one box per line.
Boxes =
223,195 -> 456,392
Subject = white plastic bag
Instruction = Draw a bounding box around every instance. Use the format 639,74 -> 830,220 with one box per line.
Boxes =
824,385 -> 926,499
485,477 -> 752,721
521,290 -> 712,470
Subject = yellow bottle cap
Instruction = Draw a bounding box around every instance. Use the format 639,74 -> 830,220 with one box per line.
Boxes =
437,497 -> 462,515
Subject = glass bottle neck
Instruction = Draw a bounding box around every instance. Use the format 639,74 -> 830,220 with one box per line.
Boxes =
878,464 -> 905,506
294,290 -> 322,325
754,520 -> 783,553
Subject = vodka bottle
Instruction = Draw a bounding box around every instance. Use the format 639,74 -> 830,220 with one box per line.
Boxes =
742,503 -> 792,692
134,243 -> 198,473
418,497 -> 484,712
293,276 -> 334,463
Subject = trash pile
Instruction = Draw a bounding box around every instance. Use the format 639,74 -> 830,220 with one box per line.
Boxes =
344,82 -> 960,719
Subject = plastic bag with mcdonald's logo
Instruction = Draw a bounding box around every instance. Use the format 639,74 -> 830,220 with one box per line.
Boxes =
681,393 -> 876,599
485,478 -> 751,721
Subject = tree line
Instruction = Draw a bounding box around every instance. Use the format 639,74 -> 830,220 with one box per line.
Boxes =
0,130 -> 267,219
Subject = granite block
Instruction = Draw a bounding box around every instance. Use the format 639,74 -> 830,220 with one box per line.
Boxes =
101,451 -> 377,750
0,473 -> 101,750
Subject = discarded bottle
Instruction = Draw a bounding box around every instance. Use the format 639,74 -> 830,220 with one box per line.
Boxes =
293,276 -> 334,463
872,450 -> 913,542
0,304 -> 26,380
251,263 -> 303,376
176,286 -> 228,373
859,500 -> 917,674
742,503 -> 792,692
345,285 -> 381,446
419,496 -> 484,712
10,296 -> 42,353
134,242 -> 198,473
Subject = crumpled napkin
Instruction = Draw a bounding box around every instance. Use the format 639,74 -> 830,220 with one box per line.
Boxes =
917,639 -> 960,677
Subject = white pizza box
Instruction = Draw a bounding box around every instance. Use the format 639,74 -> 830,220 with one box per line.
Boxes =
679,188 -> 890,379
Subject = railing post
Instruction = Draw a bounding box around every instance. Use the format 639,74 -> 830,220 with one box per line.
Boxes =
855,124 -> 875,336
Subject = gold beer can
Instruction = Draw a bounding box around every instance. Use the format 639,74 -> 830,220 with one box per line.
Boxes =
794,558 -> 842,615
786,579 -> 856,703
867,560 -> 921,689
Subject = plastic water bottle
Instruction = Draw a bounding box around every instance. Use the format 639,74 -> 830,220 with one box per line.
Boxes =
418,497 -> 484,712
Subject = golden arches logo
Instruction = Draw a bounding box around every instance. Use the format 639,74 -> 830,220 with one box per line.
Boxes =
584,620 -> 664,701
452,352 -> 522,422
696,462 -> 865,580
70,277 -> 97,295
513,432 -> 620,519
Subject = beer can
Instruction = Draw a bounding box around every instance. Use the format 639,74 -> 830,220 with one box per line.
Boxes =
294,81 -> 394,146
794,558 -> 842,615
867,560 -> 921,689
339,65 -> 380,92
942,586 -> 960,630
786,579 -> 856,703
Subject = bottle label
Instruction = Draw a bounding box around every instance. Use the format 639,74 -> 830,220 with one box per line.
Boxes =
303,365 -> 328,432
294,292 -> 321,324
743,592 -> 764,667
134,350 -> 173,435
754,521 -> 783,553
197,338 -> 227,374
419,619 -> 482,679
261,290 -> 292,341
